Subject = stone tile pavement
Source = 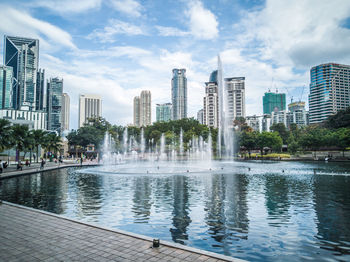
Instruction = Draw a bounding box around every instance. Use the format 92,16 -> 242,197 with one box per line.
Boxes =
0,202 -> 244,262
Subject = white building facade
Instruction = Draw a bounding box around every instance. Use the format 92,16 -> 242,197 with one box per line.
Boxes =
78,94 -> 102,128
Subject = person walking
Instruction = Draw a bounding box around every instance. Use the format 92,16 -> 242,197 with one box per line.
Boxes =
40,158 -> 45,170
0,160 -> 3,173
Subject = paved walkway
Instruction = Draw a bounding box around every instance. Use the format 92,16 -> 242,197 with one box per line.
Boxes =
0,202 -> 243,262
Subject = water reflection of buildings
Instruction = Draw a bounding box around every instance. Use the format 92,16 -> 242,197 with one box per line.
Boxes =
132,177 -> 152,222
313,176 -> 350,254
73,173 -> 103,218
170,175 -> 191,244
204,173 -> 249,251
264,175 -> 291,225
0,169 -> 68,214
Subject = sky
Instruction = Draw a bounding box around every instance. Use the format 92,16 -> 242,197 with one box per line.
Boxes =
0,0 -> 350,129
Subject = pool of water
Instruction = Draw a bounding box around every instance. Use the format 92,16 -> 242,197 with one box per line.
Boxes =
1,160 -> 350,261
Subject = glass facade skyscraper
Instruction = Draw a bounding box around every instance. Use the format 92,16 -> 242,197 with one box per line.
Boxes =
171,69 -> 187,120
36,69 -> 45,111
0,65 -> 13,109
203,71 -> 219,128
47,78 -> 63,133
309,63 -> 350,124
156,103 -> 172,122
263,92 -> 286,115
4,36 -> 39,110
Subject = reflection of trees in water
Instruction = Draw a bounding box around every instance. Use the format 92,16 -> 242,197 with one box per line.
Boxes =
313,175 -> 350,255
72,172 -> 103,217
0,170 -> 68,213
264,175 -> 291,225
225,174 -> 249,236
204,173 -> 249,251
170,175 -> 191,244
131,177 -> 152,222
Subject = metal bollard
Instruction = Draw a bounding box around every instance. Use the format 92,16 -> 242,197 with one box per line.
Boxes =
152,239 -> 160,248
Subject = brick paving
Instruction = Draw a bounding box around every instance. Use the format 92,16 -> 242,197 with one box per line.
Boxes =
0,202 -> 244,262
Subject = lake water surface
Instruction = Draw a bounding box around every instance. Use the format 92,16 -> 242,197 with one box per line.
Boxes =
0,160 -> 349,261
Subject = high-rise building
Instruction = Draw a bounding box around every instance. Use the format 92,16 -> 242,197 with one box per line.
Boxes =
225,77 -> 246,124
263,92 -> 286,115
133,91 -> 151,127
61,93 -> 70,131
78,94 -> 102,128
203,71 -> 219,128
36,69 -> 45,111
309,63 -> 350,124
140,90 -> 151,126
4,36 -> 39,110
271,110 -> 288,127
0,108 -> 46,130
47,78 -> 63,133
156,103 -> 172,122
246,115 -> 260,132
197,109 -> 204,124
133,96 -> 140,127
171,69 -> 187,120
288,101 -> 309,127
0,65 -> 13,109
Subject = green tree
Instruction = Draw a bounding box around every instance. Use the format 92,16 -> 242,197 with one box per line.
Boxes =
257,132 -> 283,155
270,123 -> 289,144
334,128 -> 350,157
325,106 -> 350,129
43,132 -> 62,158
299,127 -> 331,157
0,119 -> 13,152
31,129 -> 48,162
11,124 -> 29,162
240,131 -> 257,156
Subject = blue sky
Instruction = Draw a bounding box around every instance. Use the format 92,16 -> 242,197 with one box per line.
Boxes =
1,0 -> 350,129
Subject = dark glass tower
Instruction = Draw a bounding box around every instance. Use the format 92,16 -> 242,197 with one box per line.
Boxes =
47,78 -> 63,134
171,69 -> 187,120
36,69 -> 45,110
4,35 -> 39,110
0,65 -> 13,109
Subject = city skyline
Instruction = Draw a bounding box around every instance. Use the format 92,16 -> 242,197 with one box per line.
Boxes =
0,1 -> 349,129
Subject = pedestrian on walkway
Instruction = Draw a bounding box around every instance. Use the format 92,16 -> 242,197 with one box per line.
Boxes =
17,160 -> 23,171
0,160 -> 3,173
40,158 -> 45,170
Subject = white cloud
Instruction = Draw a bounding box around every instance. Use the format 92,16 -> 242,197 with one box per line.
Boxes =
88,19 -> 146,43
0,6 -> 76,51
186,0 -> 219,40
109,0 -> 142,17
33,0 -> 102,14
156,26 -> 189,37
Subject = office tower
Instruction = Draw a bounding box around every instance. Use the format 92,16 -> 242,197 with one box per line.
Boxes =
197,109 -> 204,124
156,103 -> 172,122
133,96 -> 140,127
0,65 -> 13,109
78,94 -> 102,128
140,90 -> 151,126
225,77 -> 246,124
47,78 -> 63,133
263,91 -> 286,115
203,71 -> 219,128
309,63 -> 350,124
61,93 -> 70,131
171,69 -> 187,120
288,101 -> 309,127
4,36 -> 39,110
36,69 -> 45,110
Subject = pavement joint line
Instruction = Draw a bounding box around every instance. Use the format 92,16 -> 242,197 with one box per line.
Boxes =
1,201 -> 244,262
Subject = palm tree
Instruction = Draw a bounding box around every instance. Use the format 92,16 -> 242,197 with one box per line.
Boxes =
43,133 -> 62,160
0,119 -> 13,153
11,124 -> 29,163
31,129 -> 49,162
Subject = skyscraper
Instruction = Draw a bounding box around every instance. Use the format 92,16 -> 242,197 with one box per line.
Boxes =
140,90 -> 151,126
61,93 -> 70,131
288,101 -> 309,127
36,69 -> 45,111
197,109 -> 204,124
309,63 -> 350,124
225,77 -> 246,123
78,94 -> 102,128
203,70 -> 219,128
171,69 -> 187,120
4,36 -> 39,110
47,78 -> 63,133
156,103 -> 172,122
0,65 -> 13,109
133,91 -> 151,127
263,92 -> 286,115
133,96 -> 140,127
